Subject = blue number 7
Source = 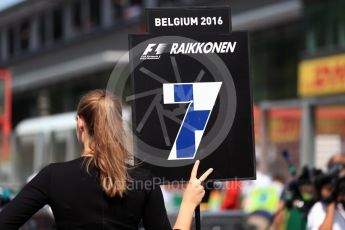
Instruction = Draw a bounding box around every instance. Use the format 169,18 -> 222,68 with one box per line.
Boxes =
163,82 -> 222,160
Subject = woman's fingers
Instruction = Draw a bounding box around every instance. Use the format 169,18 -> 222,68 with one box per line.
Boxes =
198,168 -> 214,182
190,160 -> 200,180
182,162 -> 214,208
190,160 -> 214,183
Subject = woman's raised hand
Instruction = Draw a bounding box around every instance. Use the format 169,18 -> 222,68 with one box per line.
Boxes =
183,160 -> 214,208
173,160 -> 214,229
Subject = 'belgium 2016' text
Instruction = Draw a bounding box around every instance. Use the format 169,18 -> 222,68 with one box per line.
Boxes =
154,17 -> 223,27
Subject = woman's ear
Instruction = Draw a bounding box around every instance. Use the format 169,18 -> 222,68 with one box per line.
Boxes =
76,115 -> 85,143
77,115 -> 83,131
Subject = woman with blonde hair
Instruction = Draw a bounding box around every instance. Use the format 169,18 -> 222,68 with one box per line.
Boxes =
0,89 -> 213,229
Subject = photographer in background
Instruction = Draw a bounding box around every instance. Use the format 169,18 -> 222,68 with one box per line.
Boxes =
307,154 -> 345,230
273,166 -> 319,230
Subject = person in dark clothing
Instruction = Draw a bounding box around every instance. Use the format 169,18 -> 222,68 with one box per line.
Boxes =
0,89 -> 213,229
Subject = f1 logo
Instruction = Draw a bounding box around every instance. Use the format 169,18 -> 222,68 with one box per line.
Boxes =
163,82 -> 222,160
143,43 -> 167,55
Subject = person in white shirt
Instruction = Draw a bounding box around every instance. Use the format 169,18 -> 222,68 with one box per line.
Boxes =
307,201 -> 345,230
307,154 -> 345,230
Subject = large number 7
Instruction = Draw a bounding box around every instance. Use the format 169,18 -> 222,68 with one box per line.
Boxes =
163,82 -> 222,160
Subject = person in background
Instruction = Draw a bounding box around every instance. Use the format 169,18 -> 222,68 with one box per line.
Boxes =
0,90 -> 213,230
277,166 -> 318,230
242,159 -> 272,197
307,154 -> 345,230
269,173 -> 287,230
242,159 -> 279,230
327,154 -> 345,176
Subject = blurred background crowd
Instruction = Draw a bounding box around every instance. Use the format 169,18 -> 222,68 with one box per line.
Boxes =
0,0 -> 345,229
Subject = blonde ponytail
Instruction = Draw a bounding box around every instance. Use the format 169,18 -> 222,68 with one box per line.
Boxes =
77,90 -> 130,197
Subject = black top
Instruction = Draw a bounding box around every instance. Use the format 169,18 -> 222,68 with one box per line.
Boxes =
0,157 -> 172,230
